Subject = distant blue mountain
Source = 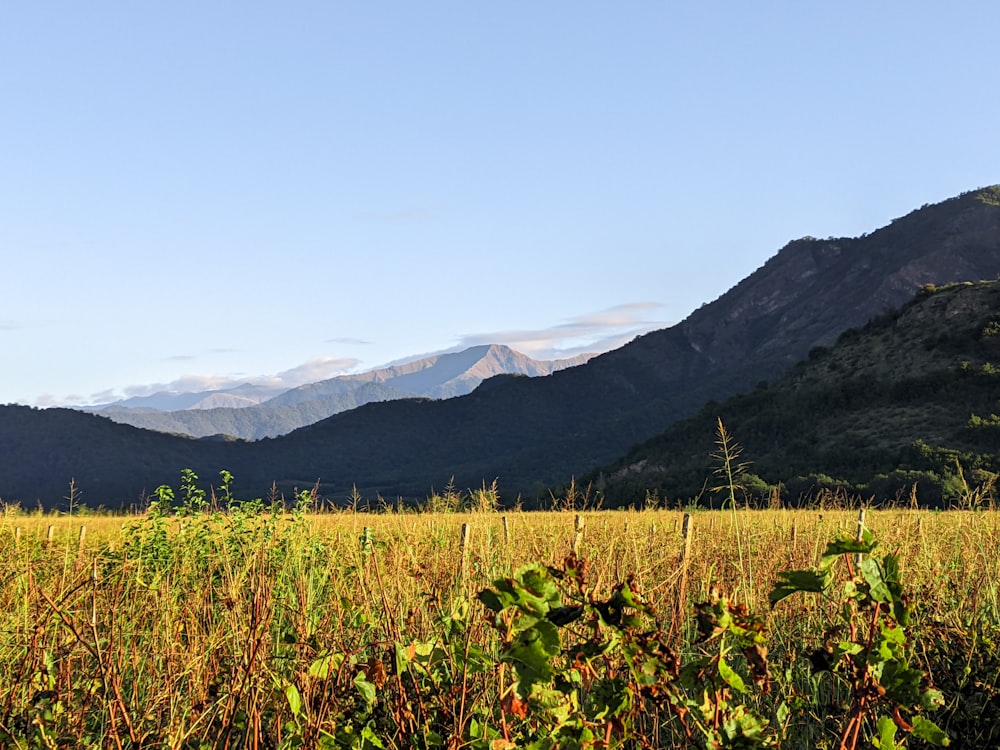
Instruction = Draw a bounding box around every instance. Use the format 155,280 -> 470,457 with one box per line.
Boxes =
88,344 -> 592,440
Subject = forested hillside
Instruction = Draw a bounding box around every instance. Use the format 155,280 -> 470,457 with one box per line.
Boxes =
591,280 -> 1000,507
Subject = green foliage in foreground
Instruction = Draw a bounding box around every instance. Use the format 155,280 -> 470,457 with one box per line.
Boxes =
470,527 -> 950,749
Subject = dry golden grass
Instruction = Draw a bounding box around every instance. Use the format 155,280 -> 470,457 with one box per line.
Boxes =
1,507 -> 996,747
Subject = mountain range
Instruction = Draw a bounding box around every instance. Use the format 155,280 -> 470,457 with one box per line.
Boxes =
90,345 -> 592,440
2,186 -> 999,508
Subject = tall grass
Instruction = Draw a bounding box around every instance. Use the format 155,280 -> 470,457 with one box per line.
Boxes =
0,506 -> 997,747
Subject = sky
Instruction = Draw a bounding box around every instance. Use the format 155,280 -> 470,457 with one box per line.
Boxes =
3,3 -> 999,407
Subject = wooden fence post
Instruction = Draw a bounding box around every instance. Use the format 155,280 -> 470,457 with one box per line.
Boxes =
855,507 -> 867,566
460,523 -> 471,586
572,514 -> 584,556
674,513 -> 694,650
502,515 -> 510,545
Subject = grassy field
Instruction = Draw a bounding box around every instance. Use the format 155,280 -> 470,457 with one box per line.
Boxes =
1,505 -> 998,748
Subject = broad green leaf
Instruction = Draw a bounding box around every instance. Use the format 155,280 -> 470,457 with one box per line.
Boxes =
309,652 -> 344,679
921,687 -> 945,711
477,588 -> 507,613
516,564 -> 562,614
821,532 -> 876,567
393,642 -> 410,675
461,642 -> 492,674
510,612 -> 545,634
881,623 -> 905,645
876,624 -> 904,662
775,700 -> 790,727
860,557 -> 893,604
911,715 -> 950,746
719,705 -> 770,741
354,672 -> 376,706
529,683 -> 576,722
413,640 -> 436,659
893,598 -> 911,627
874,715 -> 898,749
836,641 -> 864,657
504,620 -> 560,693
547,604 -> 584,626
284,682 -> 302,717
769,568 -> 832,606
880,661 -> 924,705
482,565 -> 562,622
360,723 -> 385,749
717,657 -> 747,693
883,552 -> 901,583
613,581 -> 649,612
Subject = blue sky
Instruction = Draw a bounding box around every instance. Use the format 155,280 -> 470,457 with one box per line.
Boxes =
3,3 -> 998,406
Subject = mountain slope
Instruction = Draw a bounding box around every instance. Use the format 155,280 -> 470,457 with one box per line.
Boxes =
268,344 -> 591,405
0,405 -> 232,506
2,187 -> 999,506
97,382 -> 289,411
96,382 -> 417,440
94,345 -> 591,439
588,279 -> 1000,506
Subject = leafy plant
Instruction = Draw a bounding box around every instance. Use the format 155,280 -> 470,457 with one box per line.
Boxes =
478,554 -> 778,748
770,528 -> 950,748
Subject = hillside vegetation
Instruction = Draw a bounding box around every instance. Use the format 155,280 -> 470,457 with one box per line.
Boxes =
593,279 -> 1000,507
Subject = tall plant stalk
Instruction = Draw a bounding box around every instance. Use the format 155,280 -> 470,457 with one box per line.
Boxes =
713,418 -> 753,602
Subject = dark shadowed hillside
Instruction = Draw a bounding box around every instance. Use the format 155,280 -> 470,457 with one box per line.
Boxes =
2,187 -> 999,507
588,279 -> 1000,506
0,406 -> 232,507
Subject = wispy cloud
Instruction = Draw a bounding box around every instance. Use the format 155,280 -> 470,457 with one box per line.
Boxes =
119,374 -> 250,399
85,356 -> 362,405
42,304 -> 669,407
273,356 -> 361,387
0,321 -> 21,332
453,302 -> 670,360
326,336 -> 371,346
88,389 -> 119,404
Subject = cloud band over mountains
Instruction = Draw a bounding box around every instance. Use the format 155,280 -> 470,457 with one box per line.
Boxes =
43,302 -> 668,407
453,302 -> 668,359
